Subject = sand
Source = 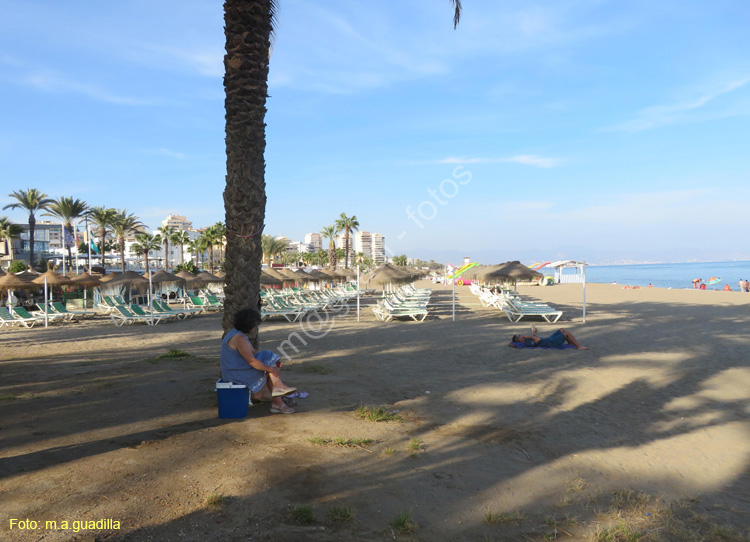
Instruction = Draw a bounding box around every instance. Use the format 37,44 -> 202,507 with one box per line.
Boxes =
1,281 -> 749,541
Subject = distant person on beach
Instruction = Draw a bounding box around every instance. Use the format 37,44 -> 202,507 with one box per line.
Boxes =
739,279 -> 747,292
220,308 -> 297,414
724,284 -> 732,291
745,280 -> 750,293
700,283 -> 707,290
510,328 -> 589,350
693,278 -> 702,289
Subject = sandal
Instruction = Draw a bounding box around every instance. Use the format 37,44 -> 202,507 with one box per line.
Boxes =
270,403 -> 295,414
272,386 -> 297,397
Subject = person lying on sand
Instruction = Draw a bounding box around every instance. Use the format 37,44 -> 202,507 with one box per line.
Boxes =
510,328 -> 589,350
220,307 -> 297,414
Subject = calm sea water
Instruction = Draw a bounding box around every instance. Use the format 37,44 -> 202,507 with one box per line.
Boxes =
585,261 -> 750,290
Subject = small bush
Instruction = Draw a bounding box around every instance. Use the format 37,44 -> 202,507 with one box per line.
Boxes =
392,510 -> 418,534
8,260 -> 27,273
287,505 -> 316,525
327,506 -> 354,523
355,405 -> 402,422
205,493 -> 225,507
308,437 -> 374,448
157,349 -> 190,359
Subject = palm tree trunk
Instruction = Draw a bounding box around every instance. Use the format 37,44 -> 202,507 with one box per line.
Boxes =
120,239 -> 126,272
180,242 -> 185,265
28,214 -> 36,268
345,230 -> 350,268
99,228 -> 106,269
222,0 -> 271,338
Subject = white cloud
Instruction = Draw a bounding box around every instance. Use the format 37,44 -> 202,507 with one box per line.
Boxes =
23,71 -> 156,106
439,155 -> 561,168
610,76 -> 750,132
145,148 -> 188,160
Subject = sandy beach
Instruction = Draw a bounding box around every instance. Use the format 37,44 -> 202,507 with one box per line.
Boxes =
1,281 -> 749,541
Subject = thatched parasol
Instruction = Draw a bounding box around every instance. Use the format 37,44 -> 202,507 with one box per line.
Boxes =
291,269 -> 317,282
306,269 -> 331,281
32,266 -> 73,287
69,273 -> 102,287
0,272 -> 38,290
105,271 -> 149,286
150,270 -> 186,284
277,268 -> 300,281
98,271 -> 121,283
363,263 -> 412,287
260,271 -> 282,286
195,271 -> 223,283
483,261 -> 542,282
264,268 -> 293,284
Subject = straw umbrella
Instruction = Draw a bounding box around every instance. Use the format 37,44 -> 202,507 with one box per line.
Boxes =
260,271 -> 282,287
483,261 -> 542,292
99,271 -> 120,283
104,270 -> 149,304
363,263 -> 411,291
150,270 -> 186,303
32,265 -> 72,326
0,271 -> 39,307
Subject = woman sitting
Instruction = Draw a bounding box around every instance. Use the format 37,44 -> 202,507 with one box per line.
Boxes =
220,307 -> 297,414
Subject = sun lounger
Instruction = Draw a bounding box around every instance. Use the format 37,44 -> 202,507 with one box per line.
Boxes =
499,297 -> 562,323
0,307 -> 23,328
49,301 -> 96,320
372,300 -> 429,322
31,304 -> 69,323
152,300 -> 200,319
188,296 -> 222,312
110,305 -> 161,326
10,307 -> 46,327
130,303 -> 173,322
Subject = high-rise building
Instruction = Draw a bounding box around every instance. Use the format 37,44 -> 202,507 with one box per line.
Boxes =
371,233 -> 386,264
354,231 -> 372,257
304,232 -> 322,252
161,214 -> 193,231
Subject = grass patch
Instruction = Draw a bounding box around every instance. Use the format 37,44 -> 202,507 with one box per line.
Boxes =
205,493 -> 225,507
354,405 -> 403,422
484,511 -> 501,524
496,510 -> 524,525
287,505 -> 316,525
302,364 -> 331,375
326,506 -> 354,523
157,349 -> 190,359
392,510 -> 418,534
382,447 -> 395,455
308,437 -> 374,449
406,437 -> 423,451
0,394 -> 18,401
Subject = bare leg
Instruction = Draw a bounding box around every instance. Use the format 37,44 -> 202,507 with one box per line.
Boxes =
268,372 -> 296,395
253,379 -> 293,412
561,329 -> 589,350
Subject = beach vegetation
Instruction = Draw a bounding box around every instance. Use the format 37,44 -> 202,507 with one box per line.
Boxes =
287,505 -> 316,525
205,492 -> 226,507
3,188 -> 54,267
407,437 -> 423,451
382,447 -> 395,455
86,206 -> 118,264
0,394 -> 18,401
131,233 -> 161,271
174,260 -> 199,274
320,224 -> 340,269
43,197 -> 89,263
158,349 -> 190,359
392,510 -> 418,534
326,506 -> 354,523
354,405 -> 403,422
8,259 -> 27,273
308,436 -> 374,449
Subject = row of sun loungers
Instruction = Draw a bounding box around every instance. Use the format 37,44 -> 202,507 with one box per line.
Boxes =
260,286 -> 359,321
470,284 -> 562,322
372,285 -> 432,322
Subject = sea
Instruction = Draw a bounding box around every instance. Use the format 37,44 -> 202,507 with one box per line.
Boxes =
584,261 -> 750,290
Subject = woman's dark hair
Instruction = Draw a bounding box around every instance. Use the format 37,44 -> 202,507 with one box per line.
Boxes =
234,308 -> 262,333
511,335 -> 521,343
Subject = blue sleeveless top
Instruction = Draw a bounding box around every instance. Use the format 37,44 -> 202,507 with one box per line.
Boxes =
219,329 -> 281,393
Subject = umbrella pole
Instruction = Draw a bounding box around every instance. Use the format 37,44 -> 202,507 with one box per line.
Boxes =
44,276 -> 49,328
149,271 -> 154,326
452,273 -> 456,322
357,265 -> 360,322
582,261 -> 587,323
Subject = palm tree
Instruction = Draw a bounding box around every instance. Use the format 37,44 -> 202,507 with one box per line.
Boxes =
392,254 -> 408,266
0,216 -> 24,260
87,206 -> 117,268
173,230 -> 191,266
43,197 -> 89,263
221,0 -> 462,331
131,233 -> 162,272
320,224 -> 339,269
260,234 -> 287,266
335,213 -> 359,269
3,188 -> 54,267
156,225 -> 175,270
110,210 -> 145,272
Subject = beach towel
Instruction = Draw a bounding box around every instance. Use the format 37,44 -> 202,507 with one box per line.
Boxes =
509,341 -> 576,349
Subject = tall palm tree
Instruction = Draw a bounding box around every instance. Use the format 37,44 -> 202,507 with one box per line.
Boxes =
131,233 -> 162,272
87,206 -> 117,268
260,234 -> 287,266
320,224 -> 339,269
210,222 -> 227,264
111,210 -> 145,272
3,188 -> 54,267
0,216 -> 24,260
173,230 -> 191,266
43,197 -> 89,263
335,213 -> 359,269
221,0 -> 462,331
156,225 -> 175,270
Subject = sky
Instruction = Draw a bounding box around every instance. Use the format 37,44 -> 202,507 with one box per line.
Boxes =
1,0 -> 749,265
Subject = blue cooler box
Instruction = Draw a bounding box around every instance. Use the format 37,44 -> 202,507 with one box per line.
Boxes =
215,379 -> 249,419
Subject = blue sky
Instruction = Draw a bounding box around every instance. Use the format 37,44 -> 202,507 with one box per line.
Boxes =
1,0 -> 749,264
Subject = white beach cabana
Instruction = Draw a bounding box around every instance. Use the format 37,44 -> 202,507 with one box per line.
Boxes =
550,260 -> 588,322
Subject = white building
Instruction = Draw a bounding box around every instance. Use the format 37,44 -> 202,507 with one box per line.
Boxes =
304,232 -> 322,252
161,214 -> 193,231
371,233 -> 386,264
